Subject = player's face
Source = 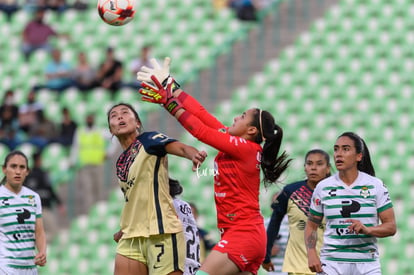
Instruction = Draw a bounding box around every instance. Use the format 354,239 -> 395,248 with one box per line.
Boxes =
108,105 -> 140,137
228,108 -> 257,137
305,153 -> 330,185
2,155 -> 29,191
334,136 -> 362,172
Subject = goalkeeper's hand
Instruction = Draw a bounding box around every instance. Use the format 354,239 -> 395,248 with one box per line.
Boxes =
139,76 -> 168,104
139,76 -> 184,115
137,57 -> 171,85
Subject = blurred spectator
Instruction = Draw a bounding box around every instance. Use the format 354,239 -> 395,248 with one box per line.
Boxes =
189,202 -> 216,263
56,107 -> 77,147
21,7 -> 67,62
24,151 -> 66,243
129,45 -> 152,77
125,45 -> 152,89
228,0 -> 257,21
72,51 -> 98,92
0,90 -> 21,149
96,47 -> 123,96
72,0 -> 88,10
212,0 -> 227,10
24,0 -> 42,13
18,89 -> 43,134
38,48 -> 74,93
0,90 -> 19,132
0,0 -> 20,22
44,0 -> 68,14
27,109 -> 57,149
255,0 -> 276,9
70,113 -> 109,215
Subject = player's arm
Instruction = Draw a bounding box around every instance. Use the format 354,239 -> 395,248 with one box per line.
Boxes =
34,217 -> 47,266
374,207 -> 397,237
305,212 -> 323,273
165,141 -> 207,171
262,191 -> 288,271
173,90 -> 224,129
264,192 -> 288,262
345,207 -> 396,237
177,110 -> 253,158
137,57 -> 224,129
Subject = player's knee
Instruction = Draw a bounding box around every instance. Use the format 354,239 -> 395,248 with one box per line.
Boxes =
195,270 -> 210,275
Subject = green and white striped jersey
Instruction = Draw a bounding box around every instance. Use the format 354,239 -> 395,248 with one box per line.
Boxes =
310,172 -> 393,263
0,185 -> 42,269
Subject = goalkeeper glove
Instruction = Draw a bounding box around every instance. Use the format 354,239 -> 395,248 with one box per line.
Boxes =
137,57 -> 171,85
139,76 -> 183,116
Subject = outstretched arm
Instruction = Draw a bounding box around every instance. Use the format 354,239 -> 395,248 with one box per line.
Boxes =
137,57 -> 223,129
165,141 -> 207,171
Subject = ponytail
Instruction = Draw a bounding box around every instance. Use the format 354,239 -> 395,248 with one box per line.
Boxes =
338,132 -> 375,176
252,109 -> 292,187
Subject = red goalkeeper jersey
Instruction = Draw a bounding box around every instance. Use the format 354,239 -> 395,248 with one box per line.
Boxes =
178,93 -> 264,229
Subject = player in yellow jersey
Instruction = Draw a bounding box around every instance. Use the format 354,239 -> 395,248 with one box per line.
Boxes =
263,149 -> 331,275
107,103 -> 207,275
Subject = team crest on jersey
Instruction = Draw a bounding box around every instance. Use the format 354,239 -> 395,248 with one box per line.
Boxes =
314,198 -> 321,206
360,186 -> 370,198
28,195 -> 35,206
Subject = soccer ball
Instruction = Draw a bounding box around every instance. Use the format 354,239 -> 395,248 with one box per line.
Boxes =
97,0 -> 136,26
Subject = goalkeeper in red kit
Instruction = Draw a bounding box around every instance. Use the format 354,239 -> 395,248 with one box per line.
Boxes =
137,57 -> 292,275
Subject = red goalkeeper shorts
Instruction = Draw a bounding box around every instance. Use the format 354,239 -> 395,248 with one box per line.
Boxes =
213,223 -> 266,275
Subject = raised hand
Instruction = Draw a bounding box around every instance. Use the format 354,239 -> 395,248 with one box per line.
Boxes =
139,76 -> 169,104
139,76 -> 184,116
137,57 -> 171,85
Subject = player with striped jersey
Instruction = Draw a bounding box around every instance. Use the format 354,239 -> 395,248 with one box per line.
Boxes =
305,132 -> 397,275
0,150 -> 47,275
169,178 -> 201,275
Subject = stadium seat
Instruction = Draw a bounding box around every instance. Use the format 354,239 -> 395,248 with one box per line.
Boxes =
0,143 -> 10,162
15,143 -> 38,165
40,143 -> 71,185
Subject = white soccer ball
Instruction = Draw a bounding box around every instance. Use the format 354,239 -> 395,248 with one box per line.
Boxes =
97,0 -> 136,26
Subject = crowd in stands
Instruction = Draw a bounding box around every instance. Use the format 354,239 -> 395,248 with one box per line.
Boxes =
0,0 -> 275,153
0,88 -> 78,150
29,45 -> 146,94
0,0 -> 88,22
0,2 -> 153,154
19,4 -> 150,94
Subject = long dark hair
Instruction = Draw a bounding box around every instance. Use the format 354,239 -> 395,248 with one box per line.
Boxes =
107,103 -> 143,133
338,132 -> 375,176
169,178 -> 183,198
251,109 -> 292,187
1,150 -> 29,185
